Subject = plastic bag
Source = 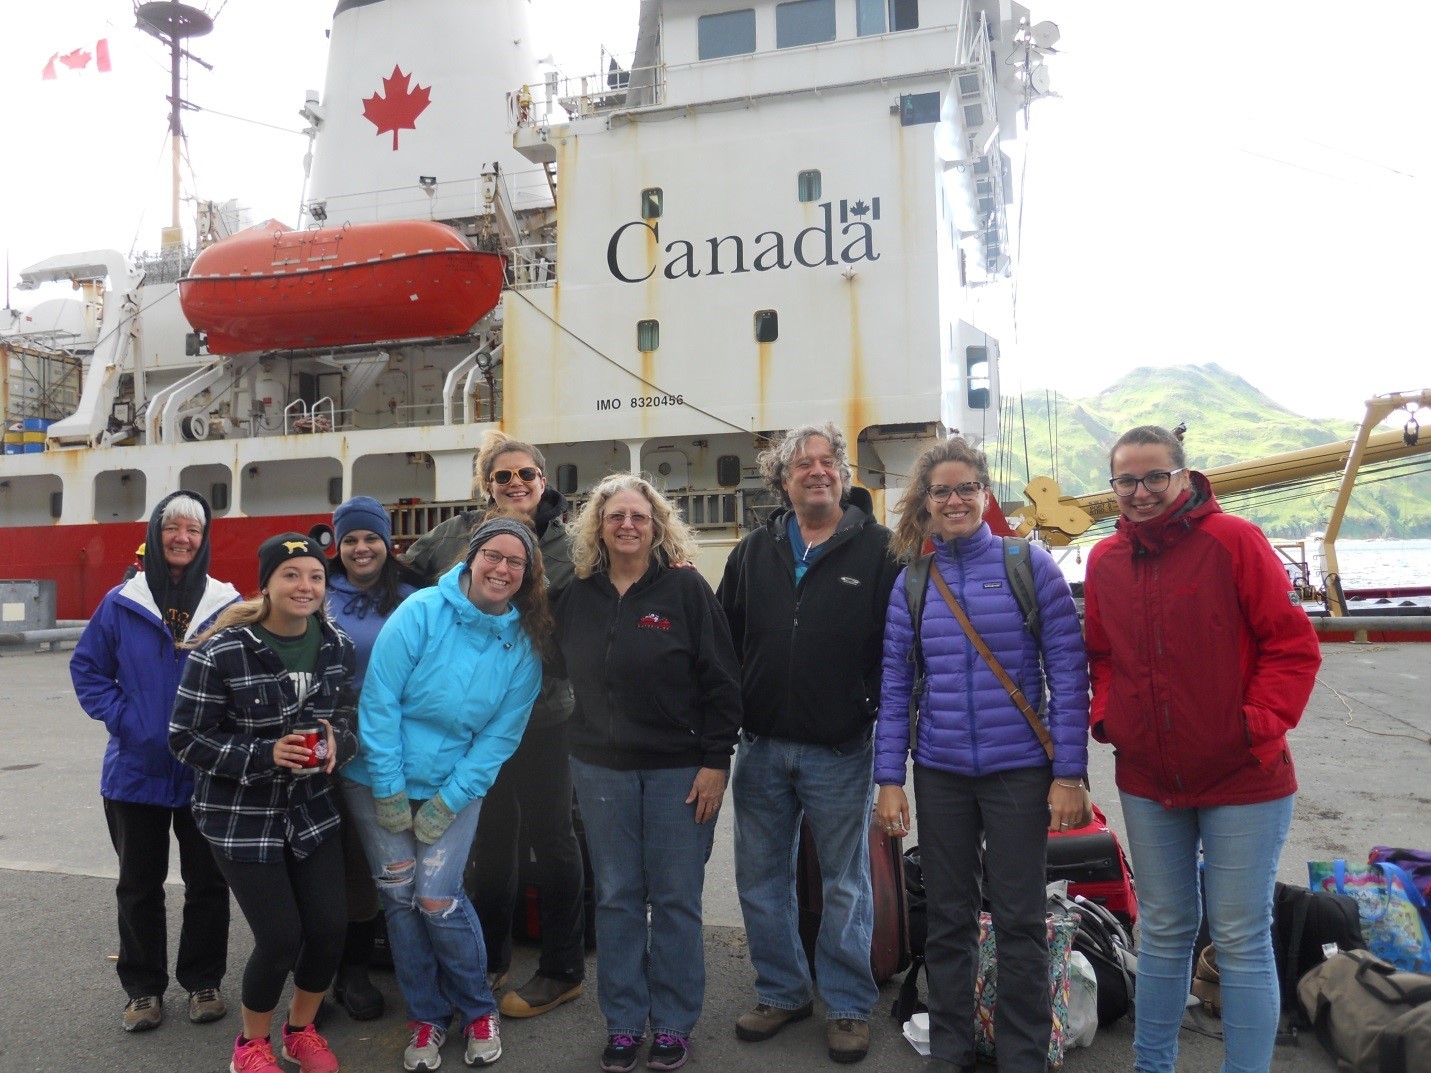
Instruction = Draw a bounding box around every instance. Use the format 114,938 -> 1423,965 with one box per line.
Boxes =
1308,859 -> 1431,973
1065,950 -> 1099,1048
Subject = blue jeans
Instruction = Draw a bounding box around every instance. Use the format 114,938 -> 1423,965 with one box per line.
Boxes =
569,758 -> 716,1038
342,780 -> 494,1028
732,733 -> 878,1020
1120,792 -> 1295,1073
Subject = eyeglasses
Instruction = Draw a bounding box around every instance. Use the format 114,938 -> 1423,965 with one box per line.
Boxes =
926,482 -> 985,503
492,467 -> 541,486
1108,468 -> 1185,497
475,547 -> 528,571
604,511 -> 652,527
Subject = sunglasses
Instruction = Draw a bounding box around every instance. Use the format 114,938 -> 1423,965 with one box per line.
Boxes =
492,467 -> 541,486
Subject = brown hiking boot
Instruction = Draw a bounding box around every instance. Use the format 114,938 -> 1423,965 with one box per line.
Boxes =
734,1001 -> 813,1041
497,973 -> 582,1018
827,1018 -> 870,1063
122,995 -> 163,1032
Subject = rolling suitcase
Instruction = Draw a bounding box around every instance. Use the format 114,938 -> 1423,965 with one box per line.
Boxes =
1047,803 -> 1137,926
797,812 -> 911,983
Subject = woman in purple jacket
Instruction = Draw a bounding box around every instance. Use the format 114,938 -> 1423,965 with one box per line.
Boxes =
874,439 -> 1089,1073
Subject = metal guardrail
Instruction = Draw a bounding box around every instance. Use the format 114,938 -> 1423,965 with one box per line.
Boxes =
389,489 -> 757,545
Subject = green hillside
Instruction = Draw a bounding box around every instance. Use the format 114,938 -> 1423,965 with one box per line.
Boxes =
991,364 -> 1431,539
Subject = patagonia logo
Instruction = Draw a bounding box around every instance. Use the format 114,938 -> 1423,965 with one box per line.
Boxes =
839,576 -> 862,587
636,613 -> 672,631
983,581 -> 1004,589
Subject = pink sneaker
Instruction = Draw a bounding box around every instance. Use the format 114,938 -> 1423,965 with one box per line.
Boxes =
463,1013 -> 502,1066
281,1022 -> 340,1073
231,1034 -> 283,1073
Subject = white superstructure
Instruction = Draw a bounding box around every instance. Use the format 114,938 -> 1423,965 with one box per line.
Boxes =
1,0 -> 1053,608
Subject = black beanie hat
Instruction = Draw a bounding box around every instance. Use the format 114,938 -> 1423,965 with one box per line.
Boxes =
258,533 -> 327,591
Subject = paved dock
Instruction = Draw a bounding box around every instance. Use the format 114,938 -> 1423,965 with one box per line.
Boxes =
0,641 -> 1426,1072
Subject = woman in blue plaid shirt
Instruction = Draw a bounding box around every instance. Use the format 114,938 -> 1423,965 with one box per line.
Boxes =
171,533 -> 357,1073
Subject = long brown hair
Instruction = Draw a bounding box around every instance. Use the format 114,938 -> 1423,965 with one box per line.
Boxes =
889,438 -> 991,562
470,510 -> 556,659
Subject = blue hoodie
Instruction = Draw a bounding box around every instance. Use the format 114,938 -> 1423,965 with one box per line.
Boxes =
72,572 -> 239,808
344,562 -> 541,813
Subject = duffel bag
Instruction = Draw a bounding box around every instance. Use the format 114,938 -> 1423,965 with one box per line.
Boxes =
1297,948 -> 1431,1073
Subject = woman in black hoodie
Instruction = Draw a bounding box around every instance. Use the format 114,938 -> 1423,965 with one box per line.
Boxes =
557,473 -> 742,1073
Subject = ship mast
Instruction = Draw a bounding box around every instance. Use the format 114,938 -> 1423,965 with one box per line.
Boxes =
134,2 -> 215,251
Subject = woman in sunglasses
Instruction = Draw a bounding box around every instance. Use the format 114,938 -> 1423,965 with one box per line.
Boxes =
1084,425 -> 1320,1073
874,438 -> 1088,1073
400,432 -> 588,1019
341,514 -> 552,1070
557,473 -> 742,1073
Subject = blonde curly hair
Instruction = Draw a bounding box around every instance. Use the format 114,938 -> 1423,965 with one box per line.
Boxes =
569,473 -> 697,579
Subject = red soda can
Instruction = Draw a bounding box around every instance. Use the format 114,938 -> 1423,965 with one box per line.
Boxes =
292,723 -> 324,773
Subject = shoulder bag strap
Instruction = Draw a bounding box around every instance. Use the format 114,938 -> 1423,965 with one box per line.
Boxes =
930,567 -> 1054,761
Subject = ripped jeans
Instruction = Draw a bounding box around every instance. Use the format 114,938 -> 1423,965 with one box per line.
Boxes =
342,779 -> 493,1028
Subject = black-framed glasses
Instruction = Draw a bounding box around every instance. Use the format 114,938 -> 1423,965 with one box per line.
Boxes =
492,467 -> 541,486
475,547 -> 528,571
926,482 -> 985,503
1108,468 -> 1185,497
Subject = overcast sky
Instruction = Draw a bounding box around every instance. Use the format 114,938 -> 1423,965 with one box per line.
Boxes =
2,0 -> 1426,424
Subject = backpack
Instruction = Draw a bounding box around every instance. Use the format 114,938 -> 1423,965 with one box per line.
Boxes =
1050,891 -> 1138,1025
903,537 -> 1041,744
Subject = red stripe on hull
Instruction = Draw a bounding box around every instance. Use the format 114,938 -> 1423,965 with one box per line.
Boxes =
1,515 -> 337,620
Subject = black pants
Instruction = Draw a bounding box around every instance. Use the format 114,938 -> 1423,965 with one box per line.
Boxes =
914,764 -> 1051,1073
470,719 -> 585,981
214,834 -> 347,1014
103,798 -> 229,998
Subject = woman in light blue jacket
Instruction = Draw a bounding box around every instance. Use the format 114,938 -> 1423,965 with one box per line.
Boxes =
341,515 -> 552,1072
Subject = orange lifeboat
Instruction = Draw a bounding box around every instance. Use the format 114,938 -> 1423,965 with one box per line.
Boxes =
178,219 -> 504,354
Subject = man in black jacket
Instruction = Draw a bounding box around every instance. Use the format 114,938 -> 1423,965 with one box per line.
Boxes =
717,422 -> 899,1064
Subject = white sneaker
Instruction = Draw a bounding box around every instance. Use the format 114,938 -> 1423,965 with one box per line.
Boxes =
404,1021 -> 447,1071
463,1013 -> 502,1067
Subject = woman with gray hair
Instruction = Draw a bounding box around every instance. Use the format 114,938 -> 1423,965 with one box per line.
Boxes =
71,490 -> 240,1033
557,474 -> 742,1073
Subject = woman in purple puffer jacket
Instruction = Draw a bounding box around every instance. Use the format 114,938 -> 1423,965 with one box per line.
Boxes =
874,438 -> 1089,1073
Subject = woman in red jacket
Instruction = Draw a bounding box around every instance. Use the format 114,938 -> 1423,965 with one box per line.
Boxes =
1084,425 -> 1320,1073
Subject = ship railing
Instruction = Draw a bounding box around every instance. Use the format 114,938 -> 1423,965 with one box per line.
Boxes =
565,489 -> 752,532
508,245 -> 556,290
284,397 -> 337,435
506,59 -> 666,131
389,489 -> 752,548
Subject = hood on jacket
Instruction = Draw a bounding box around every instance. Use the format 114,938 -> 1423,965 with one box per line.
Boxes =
763,501 -> 873,543
144,489 -> 216,636
1115,470 -> 1218,557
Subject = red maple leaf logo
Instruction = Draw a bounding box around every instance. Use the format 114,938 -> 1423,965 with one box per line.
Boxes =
59,48 -> 92,71
363,65 -> 431,150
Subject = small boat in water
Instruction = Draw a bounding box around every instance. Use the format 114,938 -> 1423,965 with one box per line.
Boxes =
178,219 -> 504,353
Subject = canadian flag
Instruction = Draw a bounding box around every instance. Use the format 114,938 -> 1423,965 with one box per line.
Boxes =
41,40 -> 112,80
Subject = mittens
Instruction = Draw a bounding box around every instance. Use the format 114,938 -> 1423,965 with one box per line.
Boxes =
413,794 -> 458,845
373,791 -> 412,833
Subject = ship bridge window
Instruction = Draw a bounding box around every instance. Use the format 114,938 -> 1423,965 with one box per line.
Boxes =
642,188 -> 663,220
698,9 -> 756,60
967,345 -> 991,410
857,0 -> 919,36
638,319 -> 660,352
754,309 -> 779,343
777,0 -> 835,49
797,170 -> 822,202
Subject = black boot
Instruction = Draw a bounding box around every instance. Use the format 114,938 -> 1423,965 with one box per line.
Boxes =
333,919 -> 384,1021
